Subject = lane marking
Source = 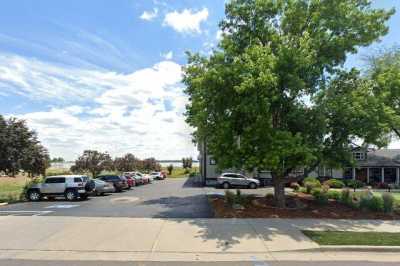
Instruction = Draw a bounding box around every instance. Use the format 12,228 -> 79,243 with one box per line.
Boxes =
45,204 -> 80,209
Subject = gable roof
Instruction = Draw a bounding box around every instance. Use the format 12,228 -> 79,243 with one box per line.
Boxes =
356,149 -> 400,167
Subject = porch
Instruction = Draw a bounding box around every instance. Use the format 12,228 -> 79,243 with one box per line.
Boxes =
344,167 -> 400,185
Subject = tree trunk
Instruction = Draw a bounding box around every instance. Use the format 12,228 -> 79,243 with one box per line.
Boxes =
274,178 -> 286,208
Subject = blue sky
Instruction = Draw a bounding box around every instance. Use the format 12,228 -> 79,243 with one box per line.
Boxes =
0,0 -> 399,160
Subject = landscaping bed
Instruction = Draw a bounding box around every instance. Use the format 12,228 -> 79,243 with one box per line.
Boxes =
303,231 -> 400,246
209,192 -> 400,219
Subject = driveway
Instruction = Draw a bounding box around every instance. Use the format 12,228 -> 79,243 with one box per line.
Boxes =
0,178 -> 213,218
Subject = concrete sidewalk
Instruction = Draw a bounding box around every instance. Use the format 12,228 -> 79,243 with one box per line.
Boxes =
0,216 -> 400,262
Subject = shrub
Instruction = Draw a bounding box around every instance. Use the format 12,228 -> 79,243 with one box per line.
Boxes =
323,179 -> 345,188
346,180 -> 365,190
299,187 -> 307,194
369,195 -> 384,212
234,189 -> 251,205
290,182 -> 300,191
327,190 -> 341,201
312,188 -> 328,205
304,178 -> 321,194
382,193 -> 395,213
340,189 -> 351,204
224,190 -> 235,206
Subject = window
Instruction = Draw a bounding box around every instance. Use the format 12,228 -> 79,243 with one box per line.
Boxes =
45,177 -> 65,183
74,178 -> 83,183
353,152 -> 365,160
209,158 -> 216,165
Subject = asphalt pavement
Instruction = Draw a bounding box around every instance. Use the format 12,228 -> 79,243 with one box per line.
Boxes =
0,178 -> 214,218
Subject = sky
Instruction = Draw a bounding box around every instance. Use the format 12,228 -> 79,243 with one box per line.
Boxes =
0,0 -> 399,161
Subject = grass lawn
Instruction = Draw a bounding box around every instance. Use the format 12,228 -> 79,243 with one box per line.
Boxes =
163,167 -> 199,178
0,176 -> 29,203
303,230 -> 400,246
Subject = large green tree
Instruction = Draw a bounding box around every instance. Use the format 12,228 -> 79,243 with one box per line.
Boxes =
366,47 -> 400,137
184,0 -> 394,207
0,115 -> 50,177
71,150 -> 113,178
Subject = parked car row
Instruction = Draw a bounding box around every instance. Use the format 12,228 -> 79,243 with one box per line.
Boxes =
25,171 -> 167,201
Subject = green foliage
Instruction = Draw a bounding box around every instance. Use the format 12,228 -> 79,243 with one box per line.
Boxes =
183,0 -> 394,207
369,196 -> 384,212
0,115 -> 50,177
312,188 -> 328,205
182,157 -> 193,169
324,179 -> 345,189
224,189 -> 251,207
346,180 -> 365,189
382,193 -> 395,213
304,177 -> 321,194
367,47 -> 400,138
327,190 -> 341,201
167,164 -> 174,175
70,150 -> 113,178
340,189 -> 351,205
299,187 -> 307,194
224,190 -> 235,206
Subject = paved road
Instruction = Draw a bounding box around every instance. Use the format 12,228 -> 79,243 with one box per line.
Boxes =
0,178 -> 214,218
1,260 -> 398,266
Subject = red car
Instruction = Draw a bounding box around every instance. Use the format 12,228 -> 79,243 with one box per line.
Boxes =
123,175 -> 136,188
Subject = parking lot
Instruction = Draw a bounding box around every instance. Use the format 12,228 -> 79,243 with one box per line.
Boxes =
0,178 -> 275,218
0,178 -> 213,218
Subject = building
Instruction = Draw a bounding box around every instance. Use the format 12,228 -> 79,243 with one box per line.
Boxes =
198,144 -> 400,186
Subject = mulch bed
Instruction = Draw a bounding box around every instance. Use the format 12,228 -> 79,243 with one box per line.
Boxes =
209,193 -> 400,219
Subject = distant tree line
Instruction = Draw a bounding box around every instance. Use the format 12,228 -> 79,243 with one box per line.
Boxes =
50,157 -> 65,163
0,115 -> 50,177
70,150 -> 162,177
182,157 -> 193,169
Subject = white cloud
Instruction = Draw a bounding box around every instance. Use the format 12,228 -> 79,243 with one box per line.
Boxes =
161,51 -> 173,60
163,8 -> 209,34
140,8 -> 158,21
3,54 -> 197,160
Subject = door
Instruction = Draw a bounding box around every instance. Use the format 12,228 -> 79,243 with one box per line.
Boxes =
42,177 -> 66,194
230,174 -> 245,186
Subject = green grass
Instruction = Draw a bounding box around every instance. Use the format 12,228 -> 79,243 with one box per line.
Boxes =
303,231 -> 400,246
0,176 -> 29,203
162,167 -> 199,178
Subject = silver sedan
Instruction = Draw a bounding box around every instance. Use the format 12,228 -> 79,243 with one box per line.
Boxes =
93,179 -> 115,196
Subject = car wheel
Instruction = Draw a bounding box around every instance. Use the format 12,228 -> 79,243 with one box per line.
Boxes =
65,189 -> 77,201
27,190 -> 41,201
222,182 -> 230,189
249,182 -> 257,189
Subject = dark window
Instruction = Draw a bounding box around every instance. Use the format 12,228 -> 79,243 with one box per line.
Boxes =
45,178 -> 65,183
74,178 -> 83,183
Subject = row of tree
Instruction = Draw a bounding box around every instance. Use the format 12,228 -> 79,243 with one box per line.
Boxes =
184,0 -> 398,207
0,115 -> 50,177
182,157 -> 193,169
70,150 -> 162,178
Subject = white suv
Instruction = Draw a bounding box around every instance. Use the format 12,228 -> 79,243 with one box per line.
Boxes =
26,175 -> 94,201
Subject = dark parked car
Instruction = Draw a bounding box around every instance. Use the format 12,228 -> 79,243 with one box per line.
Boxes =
96,175 -> 128,192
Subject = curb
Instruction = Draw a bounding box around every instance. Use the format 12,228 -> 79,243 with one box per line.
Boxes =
319,245 -> 400,252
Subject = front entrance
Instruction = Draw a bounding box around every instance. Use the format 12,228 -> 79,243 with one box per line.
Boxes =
355,168 -> 367,183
